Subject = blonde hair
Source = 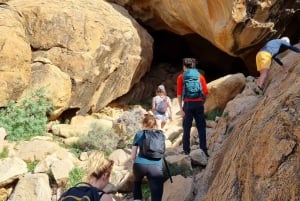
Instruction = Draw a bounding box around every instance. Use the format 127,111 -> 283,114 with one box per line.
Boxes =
86,151 -> 114,180
156,84 -> 166,95
142,113 -> 157,129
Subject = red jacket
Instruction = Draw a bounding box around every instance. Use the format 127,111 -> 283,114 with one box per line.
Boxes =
176,73 -> 208,102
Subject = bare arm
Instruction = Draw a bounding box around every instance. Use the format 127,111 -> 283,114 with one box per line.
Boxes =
100,193 -> 113,201
177,95 -> 184,117
131,146 -> 138,161
167,97 -> 173,120
152,97 -> 156,112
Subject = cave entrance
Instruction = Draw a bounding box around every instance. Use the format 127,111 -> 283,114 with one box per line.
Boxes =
150,30 -> 249,82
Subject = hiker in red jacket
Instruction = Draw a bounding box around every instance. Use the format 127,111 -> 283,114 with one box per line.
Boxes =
176,58 -> 209,157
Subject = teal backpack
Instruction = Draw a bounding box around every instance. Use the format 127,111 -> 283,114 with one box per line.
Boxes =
183,68 -> 203,98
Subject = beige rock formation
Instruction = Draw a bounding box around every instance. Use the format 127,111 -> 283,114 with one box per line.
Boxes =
162,175 -> 194,201
109,0 -> 298,57
195,47 -> 300,201
0,0 -> 153,114
21,57 -> 72,119
0,3 -> 31,106
9,173 -> 52,201
205,73 -> 246,114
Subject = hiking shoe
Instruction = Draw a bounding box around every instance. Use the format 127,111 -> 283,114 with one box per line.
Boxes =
203,150 -> 209,158
180,150 -> 190,155
254,86 -> 264,95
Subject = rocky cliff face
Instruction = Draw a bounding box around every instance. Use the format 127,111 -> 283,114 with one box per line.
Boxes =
196,48 -> 300,201
109,0 -> 299,56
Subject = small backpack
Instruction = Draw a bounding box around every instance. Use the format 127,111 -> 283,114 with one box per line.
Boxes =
58,182 -> 104,201
142,130 -> 166,159
183,68 -> 203,98
156,97 -> 169,114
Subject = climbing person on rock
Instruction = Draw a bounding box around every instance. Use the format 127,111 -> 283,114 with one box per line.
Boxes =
255,36 -> 300,95
176,58 -> 209,157
59,151 -> 114,201
152,84 -> 173,130
131,113 -> 165,201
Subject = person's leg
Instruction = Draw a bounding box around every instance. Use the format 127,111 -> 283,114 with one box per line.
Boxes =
193,101 -> 208,156
257,68 -> 269,88
161,112 -> 170,129
147,165 -> 164,201
155,118 -> 162,130
161,121 -> 166,129
256,51 -> 271,90
133,163 -> 146,200
183,102 -> 193,154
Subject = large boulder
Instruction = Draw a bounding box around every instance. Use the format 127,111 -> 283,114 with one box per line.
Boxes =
0,3 -> 31,106
0,0 -> 153,114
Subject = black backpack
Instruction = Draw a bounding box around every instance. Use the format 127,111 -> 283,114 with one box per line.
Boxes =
142,130 -> 166,159
58,182 -> 104,201
142,130 -> 173,183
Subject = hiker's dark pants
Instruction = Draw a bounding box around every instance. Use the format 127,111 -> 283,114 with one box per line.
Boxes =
182,101 -> 207,153
133,163 -> 164,201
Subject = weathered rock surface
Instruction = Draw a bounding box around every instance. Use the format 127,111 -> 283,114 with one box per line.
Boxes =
0,3 -> 31,106
0,0 -> 153,114
109,0 -> 299,57
195,46 -> 300,201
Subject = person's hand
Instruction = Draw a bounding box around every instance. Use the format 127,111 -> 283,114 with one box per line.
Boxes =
180,109 -> 185,117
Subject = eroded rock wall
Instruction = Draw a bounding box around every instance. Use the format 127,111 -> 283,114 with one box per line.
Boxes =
109,0 -> 299,64
0,0 -> 153,114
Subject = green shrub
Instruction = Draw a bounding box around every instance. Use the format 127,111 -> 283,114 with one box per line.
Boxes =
27,160 -> 39,173
142,182 -> 151,201
67,167 -> 84,188
206,107 -> 223,121
76,123 -> 118,155
0,89 -> 53,141
0,147 -> 8,159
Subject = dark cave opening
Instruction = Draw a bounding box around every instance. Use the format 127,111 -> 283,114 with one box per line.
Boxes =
114,12 -> 300,106
150,30 -> 249,82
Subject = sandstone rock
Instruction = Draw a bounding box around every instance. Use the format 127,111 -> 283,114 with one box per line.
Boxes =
190,149 -> 208,166
0,157 -> 27,187
109,0 -> 299,58
14,139 -> 78,163
205,73 -> 246,114
109,149 -> 131,166
0,3 -> 31,106
4,0 -> 153,114
9,173 -> 52,201
20,58 -> 72,120
195,48 -> 300,201
34,154 -> 59,173
162,175 -> 193,201
51,159 -> 74,186
165,154 -> 192,176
